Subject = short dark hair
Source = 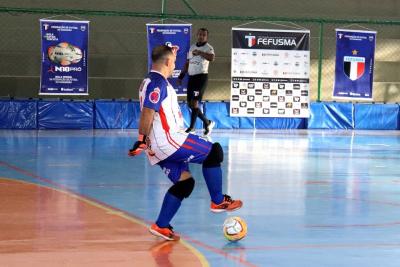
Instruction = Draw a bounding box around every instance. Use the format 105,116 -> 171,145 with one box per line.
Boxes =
151,45 -> 173,63
198,28 -> 209,35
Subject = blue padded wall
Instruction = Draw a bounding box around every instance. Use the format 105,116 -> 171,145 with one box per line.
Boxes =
1,99 -> 399,130
255,117 -> 306,129
0,99 -> 37,129
38,100 -> 94,129
204,102 -> 240,129
308,102 -> 354,129
95,100 -> 140,129
355,103 -> 399,130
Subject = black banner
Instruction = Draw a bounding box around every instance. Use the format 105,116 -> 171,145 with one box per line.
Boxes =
232,29 -> 309,50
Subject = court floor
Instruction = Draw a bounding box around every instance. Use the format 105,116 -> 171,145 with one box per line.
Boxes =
1,129 -> 400,267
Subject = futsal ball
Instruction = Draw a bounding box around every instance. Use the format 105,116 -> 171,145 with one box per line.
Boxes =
223,216 -> 247,242
47,42 -> 83,66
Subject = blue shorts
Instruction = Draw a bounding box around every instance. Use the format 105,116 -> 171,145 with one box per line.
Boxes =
157,134 -> 212,183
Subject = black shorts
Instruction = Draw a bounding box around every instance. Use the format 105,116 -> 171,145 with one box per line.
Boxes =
187,73 -> 208,102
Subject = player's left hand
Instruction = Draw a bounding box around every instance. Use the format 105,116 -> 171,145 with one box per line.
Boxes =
128,135 -> 147,156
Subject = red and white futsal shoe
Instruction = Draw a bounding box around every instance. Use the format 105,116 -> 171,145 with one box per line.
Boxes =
149,223 -> 180,241
210,194 -> 243,213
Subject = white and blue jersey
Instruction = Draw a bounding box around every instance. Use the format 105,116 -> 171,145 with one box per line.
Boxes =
139,71 -> 212,182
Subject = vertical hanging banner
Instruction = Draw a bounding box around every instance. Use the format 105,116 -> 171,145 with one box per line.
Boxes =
333,29 -> 376,99
146,24 -> 191,95
40,19 -> 89,95
230,28 -> 310,118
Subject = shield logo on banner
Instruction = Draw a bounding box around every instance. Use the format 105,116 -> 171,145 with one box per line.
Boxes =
343,56 -> 365,81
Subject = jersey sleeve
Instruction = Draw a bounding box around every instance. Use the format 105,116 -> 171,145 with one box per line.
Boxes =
207,44 -> 215,55
142,79 -> 167,112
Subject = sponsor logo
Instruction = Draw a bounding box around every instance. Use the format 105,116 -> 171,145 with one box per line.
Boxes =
278,84 -> 285,89
301,90 -> 308,96
54,66 -> 82,72
293,109 -> 300,115
233,83 -> 239,88
80,25 -> 86,31
278,109 -> 285,114
232,107 -> 239,114
285,90 -> 293,96
232,95 -> 239,101
245,35 -> 256,47
149,27 -> 156,34
240,89 -> 247,95
255,102 -> 262,108
240,101 -> 247,107
240,70 -> 258,74
293,84 -> 301,89
294,96 -> 301,102
263,83 -> 270,89
343,56 -> 365,81
257,37 -> 296,46
263,108 -> 270,114
301,103 -> 309,109
184,28 -> 189,34
255,89 -> 262,95
263,96 -> 270,102
149,87 -> 161,103
270,102 -> 278,108
278,96 -> 285,102
248,83 -> 255,89
338,33 -> 343,39
247,95 -> 255,101
286,102 -> 293,108
247,108 -> 255,114
270,90 -> 277,96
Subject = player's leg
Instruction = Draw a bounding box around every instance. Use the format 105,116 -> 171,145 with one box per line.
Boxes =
194,74 -> 214,136
202,142 -> 242,212
150,161 -> 194,241
179,134 -> 243,212
186,76 -> 197,133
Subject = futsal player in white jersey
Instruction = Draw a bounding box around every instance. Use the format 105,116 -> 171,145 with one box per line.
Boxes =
129,45 -> 242,241
178,28 -> 215,135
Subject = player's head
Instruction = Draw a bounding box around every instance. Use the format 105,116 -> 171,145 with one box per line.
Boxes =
196,28 -> 209,43
151,45 -> 176,77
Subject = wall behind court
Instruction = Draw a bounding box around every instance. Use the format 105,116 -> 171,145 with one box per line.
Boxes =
0,2 -> 399,102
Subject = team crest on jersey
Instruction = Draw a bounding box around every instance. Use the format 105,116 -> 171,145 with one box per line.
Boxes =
149,87 -> 161,103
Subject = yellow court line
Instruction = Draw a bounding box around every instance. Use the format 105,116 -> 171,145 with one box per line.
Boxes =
0,177 -> 210,267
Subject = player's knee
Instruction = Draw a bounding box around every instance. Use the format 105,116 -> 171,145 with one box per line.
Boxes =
168,177 -> 195,200
203,142 -> 223,168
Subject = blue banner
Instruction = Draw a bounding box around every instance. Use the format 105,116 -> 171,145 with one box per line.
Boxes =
146,24 -> 191,95
40,19 -> 89,95
333,29 -> 376,99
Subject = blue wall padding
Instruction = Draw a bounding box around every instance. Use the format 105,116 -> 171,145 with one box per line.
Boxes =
0,100 -> 37,129
38,100 -> 94,129
255,117 -> 306,129
179,102 -> 203,129
355,103 -> 399,130
95,100 -> 140,129
1,99 -> 399,130
204,102 -> 240,129
239,117 -> 255,129
308,102 -> 354,129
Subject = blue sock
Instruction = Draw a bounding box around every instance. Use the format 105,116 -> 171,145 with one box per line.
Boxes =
202,166 -> 224,204
155,192 -> 182,228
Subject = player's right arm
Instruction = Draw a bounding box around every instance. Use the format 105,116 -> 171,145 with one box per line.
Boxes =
129,78 -> 167,156
178,60 -> 189,85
